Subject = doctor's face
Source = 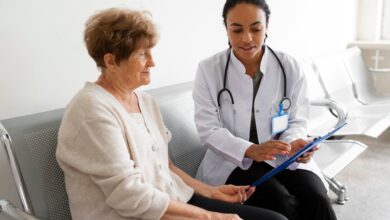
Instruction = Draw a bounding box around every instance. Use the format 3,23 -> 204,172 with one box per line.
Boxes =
226,3 -> 267,63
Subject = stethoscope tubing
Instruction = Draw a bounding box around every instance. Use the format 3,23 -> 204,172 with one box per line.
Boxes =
217,45 -> 291,111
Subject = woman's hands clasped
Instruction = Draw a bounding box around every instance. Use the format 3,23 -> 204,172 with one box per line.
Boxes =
208,184 -> 255,204
207,212 -> 242,220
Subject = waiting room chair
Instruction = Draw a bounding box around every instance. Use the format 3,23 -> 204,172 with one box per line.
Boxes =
299,58 -> 348,137
343,47 -> 390,105
300,59 -> 368,204
310,51 -> 390,138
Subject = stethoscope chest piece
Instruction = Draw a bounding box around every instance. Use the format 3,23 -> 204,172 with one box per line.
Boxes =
280,97 -> 291,112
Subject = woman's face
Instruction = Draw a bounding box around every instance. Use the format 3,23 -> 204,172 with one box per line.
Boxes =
226,3 -> 267,63
111,43 -> 155,90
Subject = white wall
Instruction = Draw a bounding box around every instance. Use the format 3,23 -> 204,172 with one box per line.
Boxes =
357,0 -> 383,40
0,0 -> 357,120
267,0 -> 358,57
382,0 -> 390,39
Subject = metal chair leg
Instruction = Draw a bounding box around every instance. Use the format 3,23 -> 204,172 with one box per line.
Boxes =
0,199 -> 41,220
324,174 -> 349,205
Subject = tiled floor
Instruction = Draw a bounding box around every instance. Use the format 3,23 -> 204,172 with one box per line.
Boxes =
331,129 -> 390,220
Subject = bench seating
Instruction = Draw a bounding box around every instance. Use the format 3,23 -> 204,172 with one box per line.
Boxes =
310,48 -> 390,138
299,58 -> 348,137
0,81 -> 366,219
300,58 -> 368,204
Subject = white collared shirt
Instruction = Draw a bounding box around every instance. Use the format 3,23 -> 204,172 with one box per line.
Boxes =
193,47 -> 326,187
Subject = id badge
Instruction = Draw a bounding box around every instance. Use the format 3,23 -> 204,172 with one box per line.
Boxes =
271,113 -> 289,135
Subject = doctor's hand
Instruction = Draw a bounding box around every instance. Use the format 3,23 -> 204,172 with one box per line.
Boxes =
245,140 -> 291,162
289,139 -> 320,163
209,185 -> 255,204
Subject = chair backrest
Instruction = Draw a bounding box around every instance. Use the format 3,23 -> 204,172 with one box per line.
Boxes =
1,109 -> 70,220
299,58 -> 339,135
343,47 -> 379,101
147,81 -> 205,177
0,81 -> 204,219
299,58 -> 327,101
311,51 -> 359,106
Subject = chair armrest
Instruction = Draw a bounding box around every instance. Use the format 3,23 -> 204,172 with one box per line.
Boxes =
0,200 -> 41,220
310,98 -> 348,127
0,125 -> 32,213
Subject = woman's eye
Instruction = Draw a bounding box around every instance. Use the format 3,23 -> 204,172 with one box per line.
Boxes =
252,28 -> 262,32
232,29 -> 242,33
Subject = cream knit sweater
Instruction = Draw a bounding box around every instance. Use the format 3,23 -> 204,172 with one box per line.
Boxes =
56,82 -> 194,220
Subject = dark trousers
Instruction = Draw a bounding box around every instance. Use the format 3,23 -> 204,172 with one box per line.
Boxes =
226,161 -> 337,220
188,194 -> 287,220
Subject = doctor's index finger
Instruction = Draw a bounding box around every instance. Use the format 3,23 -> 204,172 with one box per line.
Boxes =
259,144 -> 290,156
265,140 -> 291,150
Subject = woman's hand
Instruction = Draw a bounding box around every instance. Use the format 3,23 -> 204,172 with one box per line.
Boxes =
161,199 -> 242,220
209,184 -> 255,204
289,139 -> 320,163
207,212 -> 242,220
245,140 -> 291,162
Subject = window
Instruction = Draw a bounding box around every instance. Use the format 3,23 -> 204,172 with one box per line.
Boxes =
382,0 -> 390,39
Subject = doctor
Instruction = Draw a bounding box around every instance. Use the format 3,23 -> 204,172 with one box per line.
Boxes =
193,0 -> 337,220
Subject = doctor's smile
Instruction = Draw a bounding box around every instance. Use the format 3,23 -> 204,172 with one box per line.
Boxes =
238,46 -> 258,53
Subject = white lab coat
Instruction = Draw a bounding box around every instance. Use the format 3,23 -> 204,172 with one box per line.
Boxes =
193,47 -> 327,188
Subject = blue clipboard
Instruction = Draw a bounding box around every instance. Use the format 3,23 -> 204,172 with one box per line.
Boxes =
251,122 -> 347,187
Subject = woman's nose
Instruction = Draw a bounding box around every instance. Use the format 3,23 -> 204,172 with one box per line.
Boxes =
242,31 -> 253,43
147,54 -> 155,67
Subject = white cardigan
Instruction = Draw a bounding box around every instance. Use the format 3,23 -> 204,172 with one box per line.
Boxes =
56,82 -> 194,220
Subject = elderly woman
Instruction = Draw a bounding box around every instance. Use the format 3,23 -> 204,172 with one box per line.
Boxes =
56,8 -> 287,220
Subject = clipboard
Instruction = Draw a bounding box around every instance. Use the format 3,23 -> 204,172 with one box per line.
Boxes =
250,122 -> 347,187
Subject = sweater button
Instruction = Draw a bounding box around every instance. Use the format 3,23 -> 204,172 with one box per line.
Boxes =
152,145 -> 158,151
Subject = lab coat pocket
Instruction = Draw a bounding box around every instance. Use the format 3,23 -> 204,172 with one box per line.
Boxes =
202,152 -> 223,179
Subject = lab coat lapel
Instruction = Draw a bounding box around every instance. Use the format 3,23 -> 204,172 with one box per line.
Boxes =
227,52 -> 256,139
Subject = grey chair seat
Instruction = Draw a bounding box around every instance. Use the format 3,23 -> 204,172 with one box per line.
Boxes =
314,140 -> 367,178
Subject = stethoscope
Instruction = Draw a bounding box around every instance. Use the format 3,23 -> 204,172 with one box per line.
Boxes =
217,45 -> 291,113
